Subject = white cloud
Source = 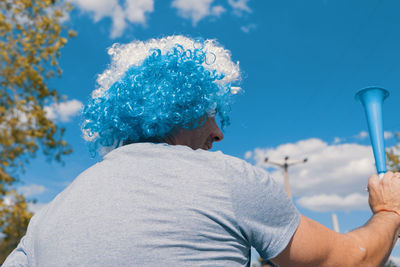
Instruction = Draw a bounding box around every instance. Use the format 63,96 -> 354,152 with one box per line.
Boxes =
211,5 -> 226,17
355,131 -> 368,139
354,130 -> 393,140
171,0 -> 252,25
171,0 -> 225,25
125,0 -> 154,23
18,184 -> 47,197
228,0 -> 252,15
69,0 -> 154,38
297,193 -> 368,212
333,137 -> 342,144
69,0 -> 117,21
247,138 -> 376,212
70,0 -> 252,35
44,99 -> 83,122
240,23 -> 256,33
110,5 -> 127,39
354,130 -> 393,141
384,131 -> 394,140
244,151 -> 252,159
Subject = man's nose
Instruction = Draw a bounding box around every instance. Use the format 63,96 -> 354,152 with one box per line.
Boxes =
211,120 -> 224,142
213,130 -> 224,142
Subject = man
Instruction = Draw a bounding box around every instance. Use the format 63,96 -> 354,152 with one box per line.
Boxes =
4,35 -> 400,266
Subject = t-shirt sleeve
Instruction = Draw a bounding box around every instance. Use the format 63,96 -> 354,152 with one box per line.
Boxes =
3,203 -> 48,266
230,163 -> 300,260
2,236 -> 30,267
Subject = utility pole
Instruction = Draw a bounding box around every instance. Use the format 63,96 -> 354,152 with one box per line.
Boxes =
264,156 -> 308,200
331,213 -> 340,233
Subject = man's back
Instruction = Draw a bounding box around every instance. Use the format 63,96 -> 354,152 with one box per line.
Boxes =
6,143 -> 299,266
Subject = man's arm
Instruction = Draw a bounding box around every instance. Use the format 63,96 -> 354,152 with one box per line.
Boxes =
272,172 -> 400,267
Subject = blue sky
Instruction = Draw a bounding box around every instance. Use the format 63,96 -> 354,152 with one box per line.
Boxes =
15,0 -> 400,263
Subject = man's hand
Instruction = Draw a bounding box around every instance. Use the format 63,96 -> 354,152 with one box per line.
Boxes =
368,172 -> 400,219
273,173 -> 400,267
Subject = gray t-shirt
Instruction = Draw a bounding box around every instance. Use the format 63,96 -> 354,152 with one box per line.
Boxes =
4,143 -> 300,266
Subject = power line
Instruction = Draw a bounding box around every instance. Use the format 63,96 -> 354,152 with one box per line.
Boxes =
264,156 -> 308,200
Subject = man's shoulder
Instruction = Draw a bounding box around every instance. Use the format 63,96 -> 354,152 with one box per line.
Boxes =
102,142 -> 268,179
104,142 -> 245,163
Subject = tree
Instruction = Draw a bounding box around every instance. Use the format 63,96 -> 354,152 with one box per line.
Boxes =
385,259 -> 398,267
0,0 -> 75,262
385,134 -> 399,267
387,132 -> 400,172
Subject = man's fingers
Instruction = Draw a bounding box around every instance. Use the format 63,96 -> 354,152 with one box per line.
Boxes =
367,172 -> 400,192
368,174 -> 380,191
383,171 -> 394,180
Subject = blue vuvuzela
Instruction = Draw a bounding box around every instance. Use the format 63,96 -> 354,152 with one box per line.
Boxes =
355,87 -> 389,175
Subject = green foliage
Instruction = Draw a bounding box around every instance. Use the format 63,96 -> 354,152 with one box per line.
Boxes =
387,132 -> 400,172
0,190 -> 32,263
0,0 -> 75,261
385,259 -> 398,267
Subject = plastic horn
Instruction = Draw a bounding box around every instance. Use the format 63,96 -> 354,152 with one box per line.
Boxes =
355,87 -> 389,178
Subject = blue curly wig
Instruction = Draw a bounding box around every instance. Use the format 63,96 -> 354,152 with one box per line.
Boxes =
81,36 -> 241,155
